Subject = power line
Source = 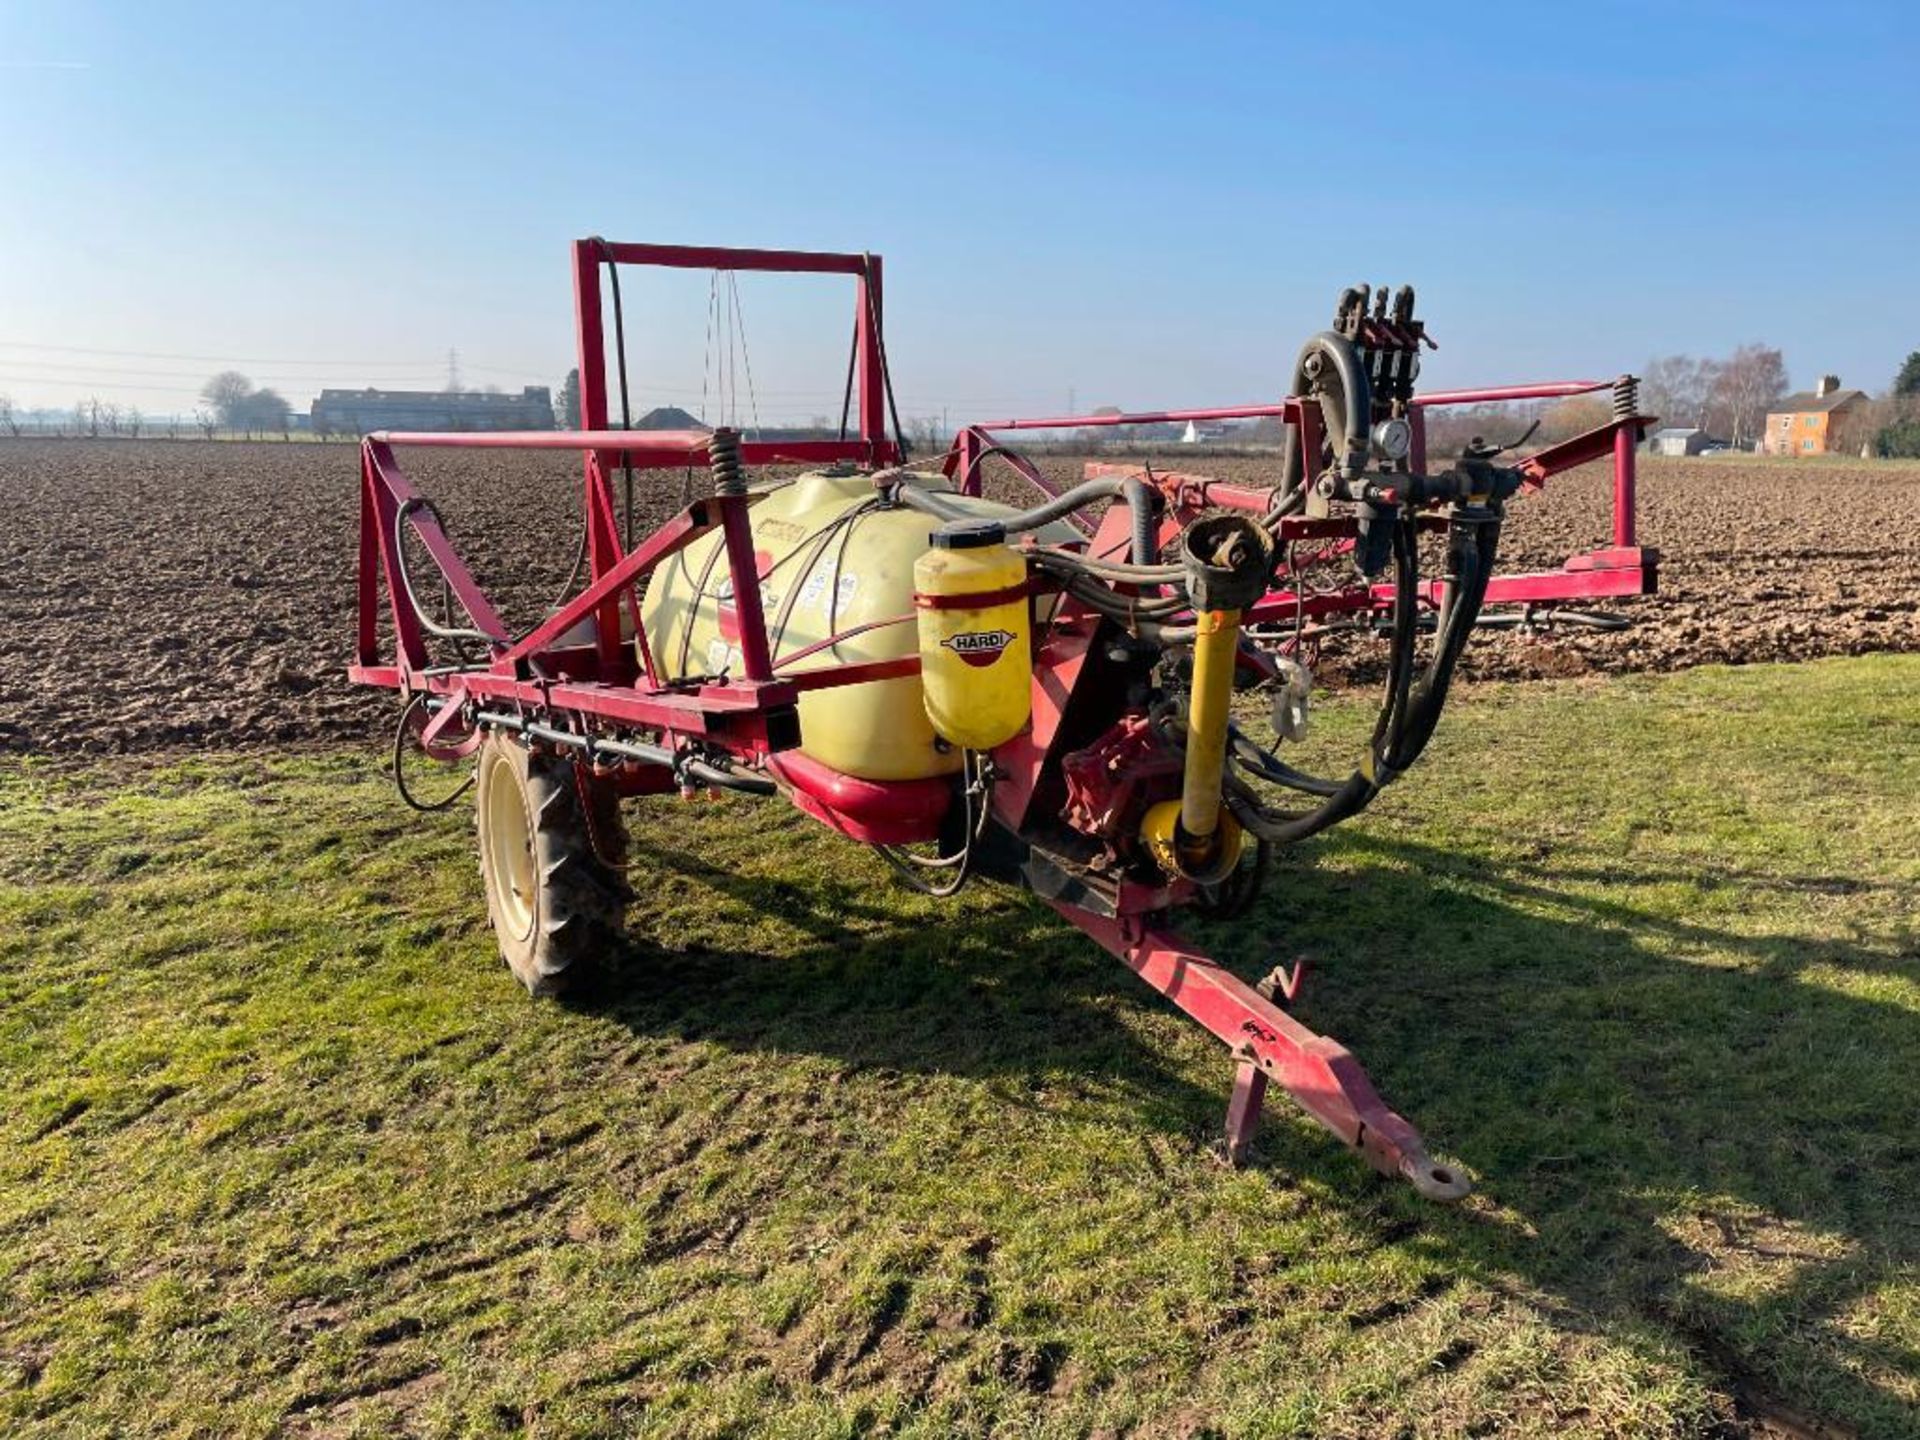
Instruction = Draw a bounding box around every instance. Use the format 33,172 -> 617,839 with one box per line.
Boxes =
0,339 -> 452,367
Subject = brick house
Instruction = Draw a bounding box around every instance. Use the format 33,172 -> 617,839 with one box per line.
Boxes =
1764,376 -> 1869,456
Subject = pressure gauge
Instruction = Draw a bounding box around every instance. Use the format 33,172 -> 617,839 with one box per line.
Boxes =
1372,417 -> 1413,462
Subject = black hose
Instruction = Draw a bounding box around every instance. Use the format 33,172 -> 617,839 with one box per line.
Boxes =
893,475 -> 1131,537
1124,475 -> 1157,566
1277,331 -> 1373,503
1228,726 -> 1343,798
1385,514 -> 1500,770
391,694 -> 475,812
1226,511 -> 1422,846
890,473 -> 1164,569
862,253 -> 911,461
874,751 -> 991,897
393,498 -> 498,646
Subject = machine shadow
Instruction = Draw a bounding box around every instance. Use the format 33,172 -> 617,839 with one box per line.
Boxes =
576,823 -> 1919,1426
1243,829 -> 1920,1428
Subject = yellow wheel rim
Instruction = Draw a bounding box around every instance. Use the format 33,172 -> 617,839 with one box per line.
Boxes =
485,766 -> 537,943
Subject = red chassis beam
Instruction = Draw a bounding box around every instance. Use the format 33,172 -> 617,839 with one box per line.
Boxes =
354,237 -> 907,752
1065,905 -> 1470,1199
351,432 -> 915,760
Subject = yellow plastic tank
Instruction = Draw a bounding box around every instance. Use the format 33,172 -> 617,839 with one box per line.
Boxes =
639,470 -> 1067,781
913,521 -> 1032,750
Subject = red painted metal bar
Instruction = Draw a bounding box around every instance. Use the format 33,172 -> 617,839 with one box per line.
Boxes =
363,440 -> 512,650
1060,906 -> 1469,1199
1613,420 -> 1638,548
946,424 -> 1071,506
1082,462 -> 1276,516
574,242 -> 611,432
1516,415 -> 1653,486
715,487 -> 775,682
365,430 -> 892,469
586,242 -> 876,275
1237,561 -> 1653,627
367,469 -> 427,672
1411,380 -> 1607,407
355,459 -> 382,667
494,503 -> 717,672
780,655 -> 922,692
349,664 -> 792,742
857,255 -> 884,449
972,401 -> 1297,432
372,428 -> 703,451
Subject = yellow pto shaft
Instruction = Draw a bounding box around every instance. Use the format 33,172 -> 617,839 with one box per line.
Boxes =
1141,514 -> 1274,884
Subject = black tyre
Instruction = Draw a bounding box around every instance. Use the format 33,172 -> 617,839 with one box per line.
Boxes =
474,734 -> 630,996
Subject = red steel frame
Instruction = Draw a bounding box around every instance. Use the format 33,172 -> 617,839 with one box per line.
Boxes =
943,378 -> 1657,608
350,237 -> 1658,1199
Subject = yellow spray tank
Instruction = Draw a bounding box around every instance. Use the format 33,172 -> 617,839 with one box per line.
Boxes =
913,520 -> 1032,751
639,470 -> 1071,781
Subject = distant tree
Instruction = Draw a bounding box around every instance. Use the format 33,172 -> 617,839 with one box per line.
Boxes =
556,368 -> 582,429
100,400 -> 121,436
237,387 -> 291,437
0,394 -> 18,438
1893,351 -> 1920,398
200,371 -> 256,429
125,405 -> 144,439
1876,417 -> 1920,458
84,397 -> 103,438
1641,354 -> 1716,430
1539,394 -> 1612,442
908,414 -> 942,452
193,407 -> 218,440
1705,343 -> 1788,449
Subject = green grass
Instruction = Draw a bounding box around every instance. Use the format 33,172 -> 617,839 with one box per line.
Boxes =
3,656 -> 1917,1438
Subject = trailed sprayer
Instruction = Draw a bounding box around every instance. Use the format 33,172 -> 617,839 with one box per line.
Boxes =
351,238 -> 1657,1200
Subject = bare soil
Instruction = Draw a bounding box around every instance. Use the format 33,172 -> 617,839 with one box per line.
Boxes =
2,440 -> 1915,756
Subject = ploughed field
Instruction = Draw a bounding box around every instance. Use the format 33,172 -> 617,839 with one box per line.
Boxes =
2,440 -> 1917,756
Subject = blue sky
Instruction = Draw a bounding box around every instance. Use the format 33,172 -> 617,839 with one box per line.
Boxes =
2,0 -> 1916,423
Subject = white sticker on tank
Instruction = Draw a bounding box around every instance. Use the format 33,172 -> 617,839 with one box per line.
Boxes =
835,574 -> 858,609
706,638 -> 732,673
800,571 -> 829,608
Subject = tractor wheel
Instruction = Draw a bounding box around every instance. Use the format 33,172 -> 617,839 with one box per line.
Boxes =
474,734 -> 630,997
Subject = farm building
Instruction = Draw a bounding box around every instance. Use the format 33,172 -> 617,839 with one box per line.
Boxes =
1763,375 -> 1868,456
1648,426 -> 1716,456
633,405 -> 709,431
310,386 -> 554,436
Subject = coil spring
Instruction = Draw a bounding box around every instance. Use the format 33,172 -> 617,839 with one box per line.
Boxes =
708,426 -> 745,496
1612,374 -> 1641,420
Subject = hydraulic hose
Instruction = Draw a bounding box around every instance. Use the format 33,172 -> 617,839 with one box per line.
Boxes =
1384,513 -> 1501,770
394,498 -> 499,647
899,475 -> 1146,540
1277,331 -> 1373,505
1226,507 -> 1503,848
1124,475 -> 1158,566
1226,511 -> 1423,846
